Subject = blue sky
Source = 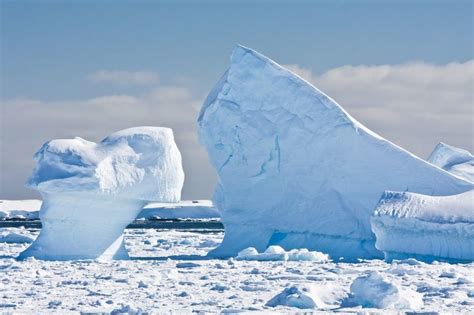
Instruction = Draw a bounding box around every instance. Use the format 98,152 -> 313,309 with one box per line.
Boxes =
3,0 -> 472,99
1,0 -> 473,199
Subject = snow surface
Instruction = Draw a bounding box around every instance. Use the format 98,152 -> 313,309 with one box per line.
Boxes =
371,190 -> 474,262
1,227 -> 473,313
0,199 -> 218,220
19,127 -> 184,260
428,142 -> 474,182
198,45 -> 472,260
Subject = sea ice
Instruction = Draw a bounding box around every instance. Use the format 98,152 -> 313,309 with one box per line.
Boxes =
198,45 -> 472,260
0,199 -> 217,220
0,200 -> 41,220
18,127 -> 184,260
0,228 -> 35,243
428,142 -> 474,182
138,200 -> 219,219
371,190 -> 474,262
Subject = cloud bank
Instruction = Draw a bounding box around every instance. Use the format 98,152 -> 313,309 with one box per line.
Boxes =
1,61 -> 473,199
88,70 -> 160,85
285,61 -> 473,156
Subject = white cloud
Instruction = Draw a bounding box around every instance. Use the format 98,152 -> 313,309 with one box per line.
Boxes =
285,61 -> 474,157
88,70 -> 160,85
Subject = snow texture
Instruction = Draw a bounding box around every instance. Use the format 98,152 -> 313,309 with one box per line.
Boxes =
345,271 -> 423,310
19,127 -> 184,260
371,190 -> 474,262
198,45 -> 472,260
2,228 -> 474,313
428,142 -> 474,183
236,246 -> 329,262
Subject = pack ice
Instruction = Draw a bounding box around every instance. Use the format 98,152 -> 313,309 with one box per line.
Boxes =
19,127 -> 184,260
198,45 -> 472,260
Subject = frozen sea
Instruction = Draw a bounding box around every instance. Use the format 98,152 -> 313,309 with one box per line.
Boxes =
1,225 -> 473,314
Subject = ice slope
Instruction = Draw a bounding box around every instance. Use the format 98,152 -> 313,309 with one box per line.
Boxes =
427,142 -> 474,182
19,127 -> 184,260
371,190 -> 474,262
198,45 -> 473,260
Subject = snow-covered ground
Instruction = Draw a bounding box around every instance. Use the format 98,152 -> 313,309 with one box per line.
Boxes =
1,227 -> 473,313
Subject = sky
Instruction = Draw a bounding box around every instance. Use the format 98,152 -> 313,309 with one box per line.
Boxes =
1,0 -> 473,200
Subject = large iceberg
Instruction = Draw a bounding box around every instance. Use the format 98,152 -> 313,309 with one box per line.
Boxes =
371,190 -> 473,262
19,127 -> 184,260
427,142 -> 474,182
198,45 -> 472,260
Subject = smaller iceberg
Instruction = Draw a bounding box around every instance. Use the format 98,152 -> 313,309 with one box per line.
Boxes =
18,127 -> 184,261
428,142 -> 474,182
371,190 -> 474,262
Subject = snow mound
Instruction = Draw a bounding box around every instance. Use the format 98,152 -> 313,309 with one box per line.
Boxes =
236,245 -> 329,262
345,271 -> 423,310
371,190 -> 474,262
0,200 -> 40,220
428,142 -> 474,182
198,45 -> 472,260
0,228 -> 35,243
266,284 -> 319,309
266,283 -> 344,310
19,127 -> 184,261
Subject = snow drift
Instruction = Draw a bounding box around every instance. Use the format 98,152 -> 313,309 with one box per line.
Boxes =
371,190 -> 474,262
344,271 -> 423,310
18,127 -> 184,260
198,45 -> 472,260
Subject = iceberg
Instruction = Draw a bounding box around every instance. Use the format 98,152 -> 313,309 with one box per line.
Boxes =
428,142 -> 474,182
371,190 -> 474,262
18,127 -> 184,260
198,45 -> 472,260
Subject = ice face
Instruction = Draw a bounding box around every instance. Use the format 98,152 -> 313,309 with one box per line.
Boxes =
428,142 -> 474,183
198,45 -> 472,260
371,190 -> 474,262
19,127 -> 184,261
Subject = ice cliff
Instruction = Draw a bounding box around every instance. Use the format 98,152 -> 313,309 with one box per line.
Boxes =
19,127 -> 184,260
198,45 -> 472,260
371,190 -> 473,262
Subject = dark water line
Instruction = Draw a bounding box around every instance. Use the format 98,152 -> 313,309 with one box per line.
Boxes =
0,220 -> 224,230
